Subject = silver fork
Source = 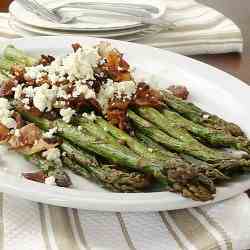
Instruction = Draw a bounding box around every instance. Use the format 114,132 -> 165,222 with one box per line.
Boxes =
16,0 -> 158,24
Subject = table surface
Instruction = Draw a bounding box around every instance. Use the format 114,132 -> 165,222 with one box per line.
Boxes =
1,0 -> 250,196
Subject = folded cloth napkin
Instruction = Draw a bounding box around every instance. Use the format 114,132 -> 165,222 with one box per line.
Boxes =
2,193 -> 250,250
0,0 -> 243,55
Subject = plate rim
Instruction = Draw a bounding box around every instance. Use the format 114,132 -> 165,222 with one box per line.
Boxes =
9,1 -> 145,32
1,35 -> 250,212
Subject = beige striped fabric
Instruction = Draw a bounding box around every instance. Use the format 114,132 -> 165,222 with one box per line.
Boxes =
0,0 -> 243,55
2,193 -> 250,250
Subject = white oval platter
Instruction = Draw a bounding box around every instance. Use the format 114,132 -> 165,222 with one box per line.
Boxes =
0,36 -> 250,212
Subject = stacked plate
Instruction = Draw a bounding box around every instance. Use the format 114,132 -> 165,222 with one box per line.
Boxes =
9,0 -> 166,41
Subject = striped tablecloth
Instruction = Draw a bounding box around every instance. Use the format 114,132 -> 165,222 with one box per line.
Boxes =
3,193 -> 250,250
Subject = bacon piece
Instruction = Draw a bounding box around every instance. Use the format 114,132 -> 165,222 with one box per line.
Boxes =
107,109 -> 132,131
72,43 -> 81,52
88,98 -> 102,114
8,123 -> 60,155
133,82 -> 163,108
10,65 -> 25,83
12,112 -> 24,128
27,106 -> 43,117
167,85 -> 189,100
0,79 -> 17,97
0,123 -> 10,142
22,171 -> 47,183
9,123 -> 42,149
108,98 -> 130,111
66,96 -> 102,114
101,50 -> 132,81
39,55 -> 55,66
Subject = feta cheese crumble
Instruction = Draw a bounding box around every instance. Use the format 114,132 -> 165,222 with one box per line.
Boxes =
0,98 -> 16,129
13,84 -> 23,99
42,148 -> 61,163
97,80 -> 137,113
82,111 -> 96,121
60,107 -> 75,123
43,127 -> 57,138
44,176 -> 56,185
33,84 -> 57,112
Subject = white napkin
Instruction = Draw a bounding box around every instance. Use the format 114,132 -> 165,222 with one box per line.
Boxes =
1,0 -> 243,55
2,193 -> 250,250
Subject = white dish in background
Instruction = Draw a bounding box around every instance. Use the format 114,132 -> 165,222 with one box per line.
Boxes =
0,36 -> 250,212
9,16 -> 157,38
9,0 -> 167,31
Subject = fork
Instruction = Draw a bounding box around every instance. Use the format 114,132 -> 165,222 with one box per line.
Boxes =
52,2 -> 159,14
16,0 -> 159,24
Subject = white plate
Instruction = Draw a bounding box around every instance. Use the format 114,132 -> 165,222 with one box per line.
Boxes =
9,16 -> 154,38
9,0 -> 166,31
0,36 -> 250,212
8,18 -> 161,42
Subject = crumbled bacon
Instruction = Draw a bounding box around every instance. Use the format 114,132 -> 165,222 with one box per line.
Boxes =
39,55 -> 55,66
72,43 -> 81,52
167,85 -> 189,100
22,171 -> 47,183
101,50 -> 131,82
66,96 -> 102,114
8,123 -> 60,154
106,83 -> 163,132
107,109 -> 132,132
0,79 -> 17,97
10,65 -> 25,83
133,82 -> 163,108
43,110 -> 59,120
9,123 -> 42,149
0,124 -> 10,142
12,112 -> 24,128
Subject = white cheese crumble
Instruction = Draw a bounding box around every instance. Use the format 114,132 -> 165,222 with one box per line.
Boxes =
14,129 -> 20,137
42,148 -> 61,162
72,83 -> 95,99
97,42 -> 113,57
13,84 -> 23,99
62,45 -> 100,81
202,114 -> 210,119
33,83 -> 57,112
25,64 -> 44,79
60,107 -> 75,123
97,80 -> 137,114
43,127 -> 57,138
44,176 -> 56,185
0,98 -> 16,129
82,111 -> 96,121
22,86 -> 35,98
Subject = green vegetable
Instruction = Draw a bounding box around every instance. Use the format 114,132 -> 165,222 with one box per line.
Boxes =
161,90 -> 245,137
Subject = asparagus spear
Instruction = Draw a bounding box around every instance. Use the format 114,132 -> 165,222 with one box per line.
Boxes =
94,117 -> 170,161
162,108 -> 250,151
3,45 -> 37,67
24,154 -> 71,187
135,130 -> 228,181
129,110 -> 250,173
136,107 -> 231,156
128,110 -> 226,162
135,130 -> 177,158
161,90 -> 245,137
137,107 -> 250,152
17,106 -> 215,200
61,141 -> 151,192
81,116 -> 223,184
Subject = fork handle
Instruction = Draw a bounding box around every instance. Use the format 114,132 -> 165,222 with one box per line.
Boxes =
53,2 -> 159,13
54,5 -> 153,19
